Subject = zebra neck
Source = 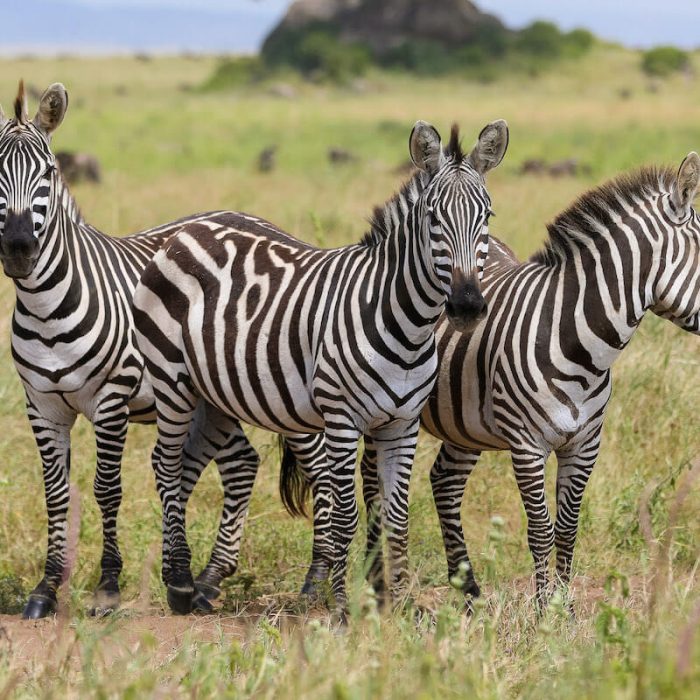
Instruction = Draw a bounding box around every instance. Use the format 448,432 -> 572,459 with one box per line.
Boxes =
544,220 -> 653,373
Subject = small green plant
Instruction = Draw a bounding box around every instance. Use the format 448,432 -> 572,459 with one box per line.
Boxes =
641,46 -> 689,77
0,575 -> 25,614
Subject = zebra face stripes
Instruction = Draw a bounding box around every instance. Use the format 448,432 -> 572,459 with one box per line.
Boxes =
409,120 -> 506,332
0,120 -> 56,278
649,152 -> 700,333
0,82 -> 66,280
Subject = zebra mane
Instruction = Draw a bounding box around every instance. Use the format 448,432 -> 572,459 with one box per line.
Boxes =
532,165 -> 676,265
360,125 -> 465,247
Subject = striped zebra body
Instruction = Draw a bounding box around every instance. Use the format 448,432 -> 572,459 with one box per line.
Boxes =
133,120 -> 509,613
0,83 -> 267,617
362,159 -> 700,606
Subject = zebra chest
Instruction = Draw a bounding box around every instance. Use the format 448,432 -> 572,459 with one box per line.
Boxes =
10,318 -> 140,410
313,335 -> 438,431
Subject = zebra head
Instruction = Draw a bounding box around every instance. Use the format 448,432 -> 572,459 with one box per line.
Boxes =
0,81 -> 68,279
409,119 -> 508,332
650,152 -> 700,334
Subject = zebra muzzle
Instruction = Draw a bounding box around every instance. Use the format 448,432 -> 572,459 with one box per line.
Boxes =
446,270 -> 487,333
0,209 -> 40,278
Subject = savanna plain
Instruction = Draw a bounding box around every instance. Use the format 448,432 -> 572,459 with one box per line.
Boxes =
0,46 -> 699,698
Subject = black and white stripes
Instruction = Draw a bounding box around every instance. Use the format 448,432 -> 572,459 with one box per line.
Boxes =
363,159 -> 700,606
133,119 -> 508,613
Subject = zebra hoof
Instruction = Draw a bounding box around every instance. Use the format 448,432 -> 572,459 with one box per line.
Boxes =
191,590 -> 215,614
167,584 -> 194,615
22,592 -> 57,620
300,580 -> 319,598
89,589 -> 120,617
194,579 -> 221,602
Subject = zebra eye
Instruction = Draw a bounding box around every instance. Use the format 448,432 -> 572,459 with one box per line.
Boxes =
45,163 -> 56,176
429,210 -> 441,228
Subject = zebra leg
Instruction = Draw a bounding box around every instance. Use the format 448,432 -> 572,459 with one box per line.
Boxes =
285,432 -> 333,598
22,404 -> 76,619
192,410 -> 260,602
430,442 -> 482,599
325,425 -> 361,614
511,448 -> 554,609
89,408 -> 129,616
373,420 -> 420,606
360,437 -> 387,603
151,387 -> 198,615
554,429 -> 601,589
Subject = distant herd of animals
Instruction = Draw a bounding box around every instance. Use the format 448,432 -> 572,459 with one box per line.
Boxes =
0,81 -> 698,620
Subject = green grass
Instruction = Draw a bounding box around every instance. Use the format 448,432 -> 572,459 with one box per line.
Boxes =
0,45 -> 699,698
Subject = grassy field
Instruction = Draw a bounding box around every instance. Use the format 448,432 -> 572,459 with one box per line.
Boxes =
0,45 -> 699,698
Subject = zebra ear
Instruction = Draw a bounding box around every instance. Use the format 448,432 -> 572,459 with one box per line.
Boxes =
33,83 -> 69,136
409,121 -> 445,174
672,152 -> 700,215
0,103 -> 6,128
468,119 -> 509,175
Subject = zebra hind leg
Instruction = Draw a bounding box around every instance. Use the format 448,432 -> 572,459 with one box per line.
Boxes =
89,408 -> 129,616
430,443 -> 482,603
193,413 -> 260,605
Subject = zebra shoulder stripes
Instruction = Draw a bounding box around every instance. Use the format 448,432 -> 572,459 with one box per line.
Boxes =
0,82 -> 265,618
365,156 -> 700,607
133,118 -> 509,614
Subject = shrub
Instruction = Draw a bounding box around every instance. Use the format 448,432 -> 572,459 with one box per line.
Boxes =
516,21 -> 566,59
641,46 -> 690,77
295,31 -> 372,81
201,56 -> 267,90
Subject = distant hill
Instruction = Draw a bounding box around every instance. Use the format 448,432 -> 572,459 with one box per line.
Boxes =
263,0 -> 507,56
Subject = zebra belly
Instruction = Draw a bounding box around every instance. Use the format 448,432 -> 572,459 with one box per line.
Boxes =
184,347 -> 324,435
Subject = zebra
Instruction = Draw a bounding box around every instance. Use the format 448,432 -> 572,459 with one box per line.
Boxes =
353,155 -> 700,608
132,118 -> 509,614
0,81 -> 296,618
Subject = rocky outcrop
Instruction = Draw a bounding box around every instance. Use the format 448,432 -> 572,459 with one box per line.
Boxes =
263,0 -> 506,56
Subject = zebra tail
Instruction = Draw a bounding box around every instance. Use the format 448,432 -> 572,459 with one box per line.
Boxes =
278,435 -> 310,518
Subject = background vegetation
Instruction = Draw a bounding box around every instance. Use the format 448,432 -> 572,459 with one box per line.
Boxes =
0,44 -> 699,697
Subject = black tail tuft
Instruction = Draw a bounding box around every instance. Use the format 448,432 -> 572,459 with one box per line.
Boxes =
278,436 -> 310,518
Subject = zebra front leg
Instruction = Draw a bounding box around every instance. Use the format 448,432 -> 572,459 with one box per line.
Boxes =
325,425 -> 361,615
512,447 -> 554,610
283,432 -> 333,598
360,437 -> 387,604
373,420 -> 420,607
430,442 -> 482,600
90,408 -> 129,616
22,405 -> 76,619
554,429 -> 601,591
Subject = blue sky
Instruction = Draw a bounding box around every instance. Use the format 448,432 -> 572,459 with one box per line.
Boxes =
2,1 -> 699,54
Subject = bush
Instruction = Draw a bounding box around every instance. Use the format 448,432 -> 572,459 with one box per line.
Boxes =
641,46 -> 689,77
295,31 -> 372,81
201,56 -> 267,90
516,21 -> 565,59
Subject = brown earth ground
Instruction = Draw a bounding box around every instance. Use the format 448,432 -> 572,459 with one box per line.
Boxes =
0,574 -> 653,677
